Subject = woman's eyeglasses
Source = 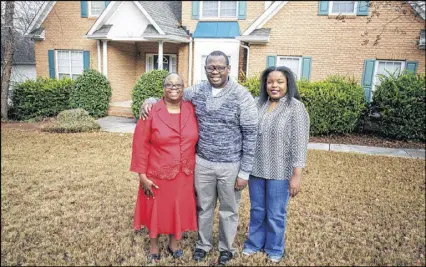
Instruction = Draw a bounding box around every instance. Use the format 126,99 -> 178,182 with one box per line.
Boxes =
165,84 -> 183,89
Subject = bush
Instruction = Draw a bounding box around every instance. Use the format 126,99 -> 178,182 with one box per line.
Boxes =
10,77 -> 74,121
240,72 -> 261,97
69,69 -> 112,118
131,69 -> 169,118
42,108 -> 100,133
299,75 -> 366,135
372,72 -> 425,141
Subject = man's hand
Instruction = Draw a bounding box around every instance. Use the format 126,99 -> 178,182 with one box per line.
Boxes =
234,177 -> 248,191
139,102 -> 153,120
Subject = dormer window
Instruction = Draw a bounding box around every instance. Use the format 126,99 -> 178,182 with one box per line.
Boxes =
89,1 -> 107,17
200,1 -> 237,19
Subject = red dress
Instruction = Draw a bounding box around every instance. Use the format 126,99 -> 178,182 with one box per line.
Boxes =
130,100 -> 198,239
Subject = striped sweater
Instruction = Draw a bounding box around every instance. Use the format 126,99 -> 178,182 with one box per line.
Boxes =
183,78 -> 258,180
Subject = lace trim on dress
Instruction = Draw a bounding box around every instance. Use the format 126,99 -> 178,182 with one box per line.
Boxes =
147,159 -> 195,180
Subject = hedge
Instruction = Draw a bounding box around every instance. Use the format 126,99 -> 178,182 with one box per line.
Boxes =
240,72 -> 261,97
131,69 -> 169,118
42,108 -> 100,133
10,77 -> 74,121
69,69 -> 112,118
372,72 -> 425,141
298,75 -> 366,135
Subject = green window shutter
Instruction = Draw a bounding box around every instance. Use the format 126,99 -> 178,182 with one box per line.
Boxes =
357,1 -> 369,16
83,51 -> 90,70
192,1 -> 200,19
48,50 -> 56,79
361,59 -> 375,102
81,1 -> 88,18
318,1 -> 329,16
405,61 -> 418,74
104,1 -> 110,7
301,56 -> 312,81
266,56 -> 276,67
238,1 -> 247,19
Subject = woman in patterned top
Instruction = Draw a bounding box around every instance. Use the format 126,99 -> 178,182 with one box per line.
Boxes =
242,66 -> 310,263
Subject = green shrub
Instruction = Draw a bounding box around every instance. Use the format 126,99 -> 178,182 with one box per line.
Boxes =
42,108 -> 100,133
69,69 -> 112,118
372,72 -> 425,141
10,77 -> 74,121
240,72 -> 261,97
131,69 -> 169,118
299,75 -> 366,135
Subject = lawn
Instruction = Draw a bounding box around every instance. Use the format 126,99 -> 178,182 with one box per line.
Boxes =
1,128 -> 425,266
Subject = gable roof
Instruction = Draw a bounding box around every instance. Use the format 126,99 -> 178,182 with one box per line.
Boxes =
243,0 -> 425,37
242,1 -> 288,36
1,29 -> 35,65
25,1 -> 189,42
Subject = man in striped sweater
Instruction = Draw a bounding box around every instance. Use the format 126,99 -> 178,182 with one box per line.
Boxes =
140,51 -> 258,265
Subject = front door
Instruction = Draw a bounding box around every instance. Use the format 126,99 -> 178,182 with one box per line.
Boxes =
154,55 -> 170,72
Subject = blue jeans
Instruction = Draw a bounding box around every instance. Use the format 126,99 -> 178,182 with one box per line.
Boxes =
243,175 -> 290,258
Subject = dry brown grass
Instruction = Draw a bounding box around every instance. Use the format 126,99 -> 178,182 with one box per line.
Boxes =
1,128 -> 425,266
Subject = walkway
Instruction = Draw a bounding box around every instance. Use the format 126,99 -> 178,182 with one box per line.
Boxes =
96,116 -> 425,159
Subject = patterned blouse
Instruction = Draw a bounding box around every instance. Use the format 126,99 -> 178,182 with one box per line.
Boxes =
251,96 -> 310,180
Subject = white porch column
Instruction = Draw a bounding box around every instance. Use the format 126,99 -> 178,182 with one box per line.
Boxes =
102,40 -> 108,78
97,40 -> 101,72
158,41 -> 163,70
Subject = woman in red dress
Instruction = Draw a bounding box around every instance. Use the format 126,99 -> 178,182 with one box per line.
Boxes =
130,73 -> 198,262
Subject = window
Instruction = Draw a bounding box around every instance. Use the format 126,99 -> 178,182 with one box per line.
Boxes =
372,60 -> 405,90
201,55 -> 231,82
146,54 -> 177,73
329,1 -> 357,15
56,50 -> 84,80
277,56 -> 302,80
201,1 -> 237,19
89,1 -> 106,17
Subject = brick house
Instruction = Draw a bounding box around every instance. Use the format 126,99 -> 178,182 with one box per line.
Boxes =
26,1 -> 425,117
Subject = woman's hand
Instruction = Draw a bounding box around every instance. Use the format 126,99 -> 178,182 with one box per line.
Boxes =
140,175 -> 159,199
289,168 -> 302,198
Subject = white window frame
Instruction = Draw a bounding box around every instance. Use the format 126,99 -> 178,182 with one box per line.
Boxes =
371,60 -> 406,93
264,1 -> 273,10
329,1 -> 358,15
276,56 -> 303,80
88,1 -> 106,18
55,50 -> 84,80
199,1 -> 238,20
145,53 -> 177,73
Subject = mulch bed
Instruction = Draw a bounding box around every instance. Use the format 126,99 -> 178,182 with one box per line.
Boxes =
1,120 -> 424,150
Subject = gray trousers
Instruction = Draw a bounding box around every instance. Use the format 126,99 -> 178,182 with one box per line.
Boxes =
194,160 -> 242,254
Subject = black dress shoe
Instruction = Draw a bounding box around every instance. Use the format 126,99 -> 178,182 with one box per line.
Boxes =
147,253 -> 160,263
192,248 -> 207,262
218,251 -> 233,265
167,246 -> 184,259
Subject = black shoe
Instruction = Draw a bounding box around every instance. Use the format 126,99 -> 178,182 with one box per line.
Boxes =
218,251 -> 233,265
168,246 -> 184,259
192,248 -> 207,262
147,253 -> 160,263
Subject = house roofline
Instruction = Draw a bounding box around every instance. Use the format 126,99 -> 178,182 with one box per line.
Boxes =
242,1 -> 287,36
87,1 -> 165,37
25,1 -> 56,36
235,36 -> 269,44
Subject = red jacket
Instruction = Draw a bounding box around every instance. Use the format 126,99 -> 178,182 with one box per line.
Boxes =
130,100 -> 199,180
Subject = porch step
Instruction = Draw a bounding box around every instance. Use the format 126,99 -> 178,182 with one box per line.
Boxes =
108,101 -> 134,118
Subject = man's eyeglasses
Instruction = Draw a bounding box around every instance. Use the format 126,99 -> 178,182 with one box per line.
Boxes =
165,83 -> 183,89
205,65 -> 228,73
